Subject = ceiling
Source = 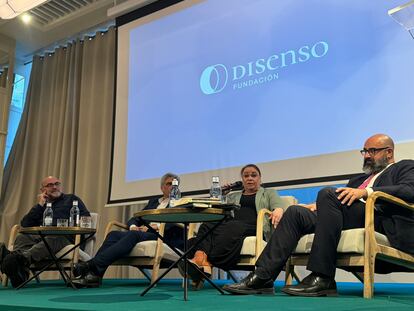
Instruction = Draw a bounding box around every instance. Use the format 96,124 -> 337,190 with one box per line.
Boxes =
0,0 -> 122,63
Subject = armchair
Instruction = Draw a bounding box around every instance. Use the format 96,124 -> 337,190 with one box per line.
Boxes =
102,220 -> 180,283
285,191 -> 414,298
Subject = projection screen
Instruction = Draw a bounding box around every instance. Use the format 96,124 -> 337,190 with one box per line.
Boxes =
109,0 -> 414,204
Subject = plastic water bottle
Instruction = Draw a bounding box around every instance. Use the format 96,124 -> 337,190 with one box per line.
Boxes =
169,178 -> 181,207
43,203 -> 53,226
210,176 -> 222,201
69,200 -> 80,227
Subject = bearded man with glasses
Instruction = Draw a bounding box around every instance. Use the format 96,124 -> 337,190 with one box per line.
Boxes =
223,134 -> 414,296
0,176 -> 90,288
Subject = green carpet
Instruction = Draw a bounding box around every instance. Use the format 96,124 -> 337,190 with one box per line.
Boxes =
0,279 -> 413,311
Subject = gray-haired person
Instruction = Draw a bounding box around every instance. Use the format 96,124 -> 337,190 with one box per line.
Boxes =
72,173 -> 184,287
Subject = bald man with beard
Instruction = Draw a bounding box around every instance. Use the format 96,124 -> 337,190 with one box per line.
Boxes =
0,176 -> 90,288
223,134 -> 414,296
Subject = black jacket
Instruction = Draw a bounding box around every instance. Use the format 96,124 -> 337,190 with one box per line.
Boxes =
347,160 -> 414,253
127,197 -> 184,250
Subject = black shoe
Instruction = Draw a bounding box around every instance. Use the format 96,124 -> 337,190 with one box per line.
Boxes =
73,261 -> 91,278
71,271 -> 102,288
0,243 -> 11,273
223,271 -> 274,295
2,252 -> 30,288
282,273 -> 337,297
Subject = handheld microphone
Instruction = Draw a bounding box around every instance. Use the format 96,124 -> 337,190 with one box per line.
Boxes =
222,181 -> 243,193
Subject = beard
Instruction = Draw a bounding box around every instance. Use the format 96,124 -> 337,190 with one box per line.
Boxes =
362,156 -> 388,175
47,190 -> 62,201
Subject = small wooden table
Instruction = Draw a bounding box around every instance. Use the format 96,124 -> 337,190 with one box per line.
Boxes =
135,205 -> 236,300
17,226 -> 96,289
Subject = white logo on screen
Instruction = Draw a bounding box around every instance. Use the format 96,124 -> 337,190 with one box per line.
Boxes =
199,64 -> 228,95
200,41 -> 329,95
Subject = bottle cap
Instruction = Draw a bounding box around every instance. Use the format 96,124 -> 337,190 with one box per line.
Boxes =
172,178 -> 179,186
212,176 -> 220,183
73,200 -> 78,206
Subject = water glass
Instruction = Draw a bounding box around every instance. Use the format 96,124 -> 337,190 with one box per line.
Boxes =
56,218 -> 68,227
80,216 -> 92,228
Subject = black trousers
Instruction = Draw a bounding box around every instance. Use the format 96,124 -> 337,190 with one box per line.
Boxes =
255,187 -> 381,279
187,220 -> 256,270
90,230 -> 157,276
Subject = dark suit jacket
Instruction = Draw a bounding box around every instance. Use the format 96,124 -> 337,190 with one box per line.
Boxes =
347,160 -> 414,254
127,197 -> 184,250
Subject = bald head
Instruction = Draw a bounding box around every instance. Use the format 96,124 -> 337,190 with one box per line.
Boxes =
362,134 -> 395,174
40,176 -> 63,201
41,176 -> 59,187
364,134 -> 394,150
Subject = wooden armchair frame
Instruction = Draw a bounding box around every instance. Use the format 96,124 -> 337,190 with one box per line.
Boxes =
103,220 -> 175,283
285,191 -> 414,298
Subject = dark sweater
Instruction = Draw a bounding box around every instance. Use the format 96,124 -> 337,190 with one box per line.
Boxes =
21,193 -> 90,227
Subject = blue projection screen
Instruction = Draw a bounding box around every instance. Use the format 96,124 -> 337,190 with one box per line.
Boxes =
110,0 -> 414,204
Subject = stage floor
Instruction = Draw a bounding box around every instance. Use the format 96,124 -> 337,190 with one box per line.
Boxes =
0,279 -> 413,311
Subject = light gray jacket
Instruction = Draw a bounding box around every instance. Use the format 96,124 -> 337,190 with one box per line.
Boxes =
226,186 -> 286,241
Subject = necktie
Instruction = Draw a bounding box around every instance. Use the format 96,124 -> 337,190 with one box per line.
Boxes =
358,174 -> 375,189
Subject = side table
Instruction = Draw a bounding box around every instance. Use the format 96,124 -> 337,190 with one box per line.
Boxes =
17,226 -> 96,289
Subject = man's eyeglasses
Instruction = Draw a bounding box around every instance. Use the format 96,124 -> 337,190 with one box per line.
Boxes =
164,182 -> 173,186
43,182 -> 62,188
359,147 -> 390,156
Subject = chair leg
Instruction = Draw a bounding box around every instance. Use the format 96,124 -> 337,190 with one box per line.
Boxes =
227,271 -> 238,282
2,274 -> 8,287
138,268 -> 152,281
29,269 -> 41,284
363,252 -> 375,298
291,269 -> 300,283
284,260 -> 294,286
352,271 -> 364,283
151,260 -> 161,284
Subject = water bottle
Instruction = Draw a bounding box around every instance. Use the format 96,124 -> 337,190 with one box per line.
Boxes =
210,176 -> 222,201
169,178 -> 181,207
69,200 -> 80,227
43,203 -> 53,226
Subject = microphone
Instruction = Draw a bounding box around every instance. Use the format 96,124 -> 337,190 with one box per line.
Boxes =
222,181 -> 243,193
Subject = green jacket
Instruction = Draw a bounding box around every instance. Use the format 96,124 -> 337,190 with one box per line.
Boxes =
226,187 -> 286,241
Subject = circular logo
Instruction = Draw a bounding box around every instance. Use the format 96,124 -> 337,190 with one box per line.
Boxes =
200,64 -> 228,95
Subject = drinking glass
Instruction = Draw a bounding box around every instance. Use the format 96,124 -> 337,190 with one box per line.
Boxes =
56,219 -> 68,227
80,216 -> 92,228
